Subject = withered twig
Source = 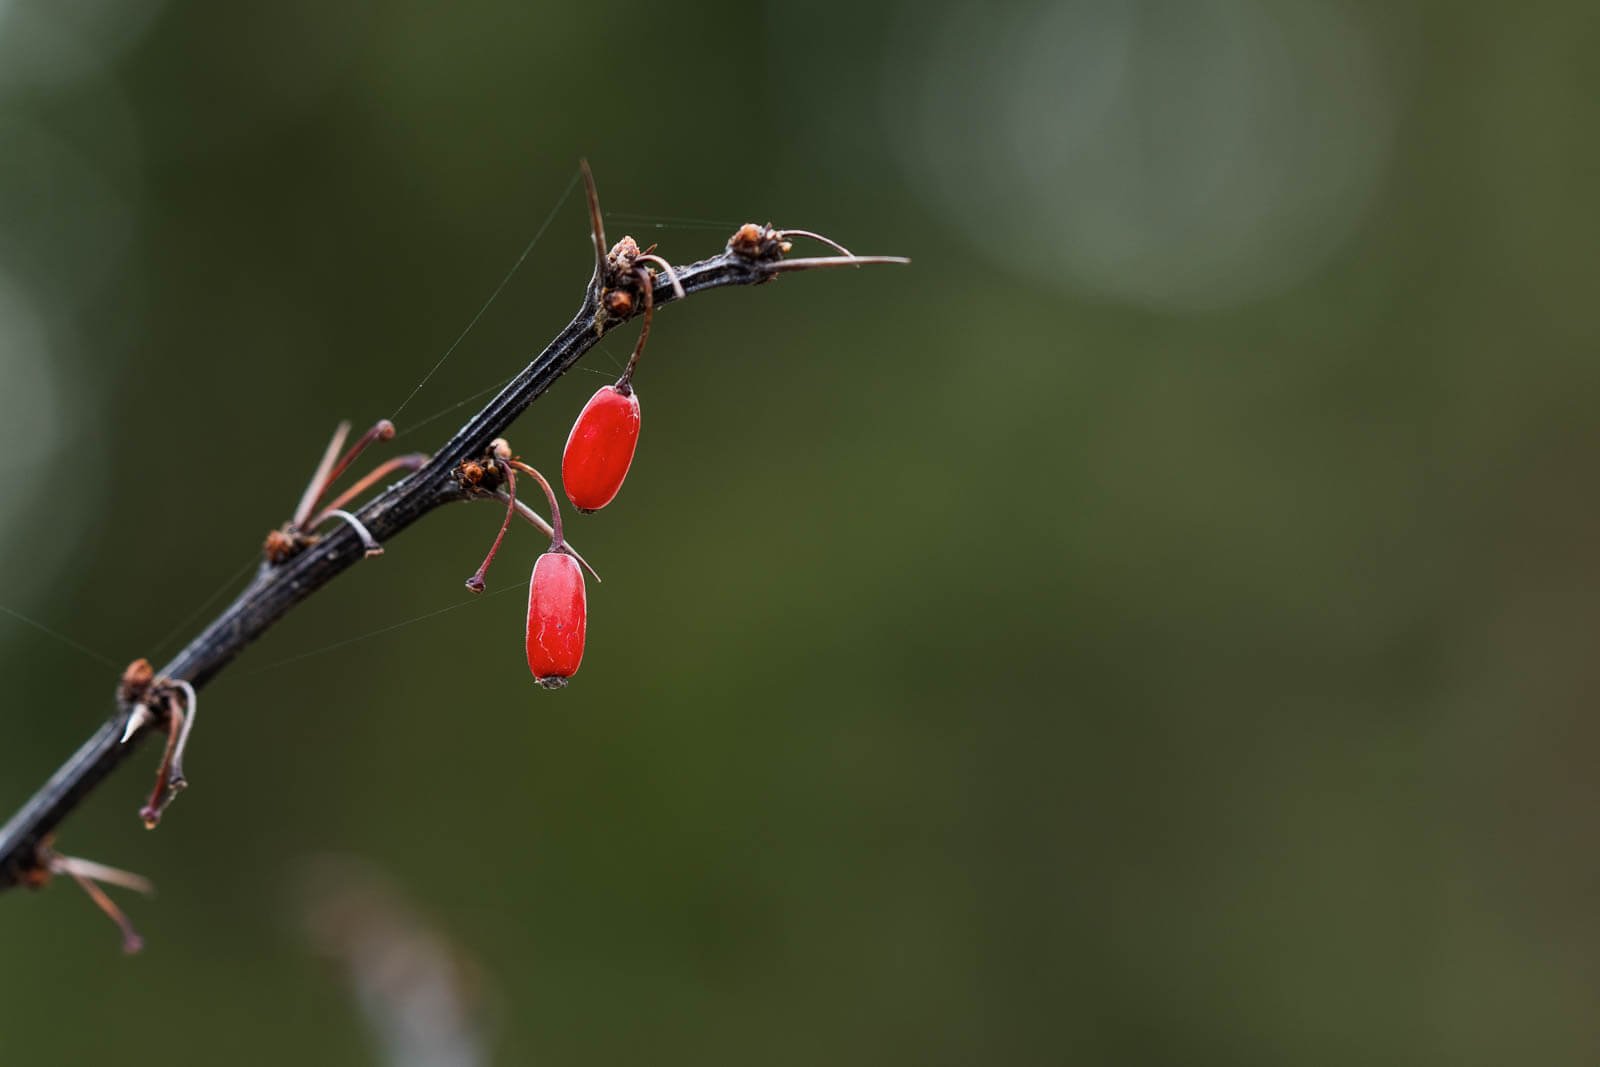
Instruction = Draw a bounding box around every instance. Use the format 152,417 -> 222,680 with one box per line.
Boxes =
0,187 -> 905,890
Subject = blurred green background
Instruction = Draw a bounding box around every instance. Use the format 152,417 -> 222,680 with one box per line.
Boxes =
2,1 -> 1597,1063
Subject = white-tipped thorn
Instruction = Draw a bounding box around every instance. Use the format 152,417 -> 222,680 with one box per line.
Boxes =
121,704 -> 154,744
325,509 -> 384,557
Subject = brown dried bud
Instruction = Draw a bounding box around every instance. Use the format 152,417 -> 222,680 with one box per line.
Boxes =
729,223 -> 764,258
263,528 -> 296,564
729,222 -> 791,261
17,863 -> 51,890
607,235 -> 640,267
119,659 -> 155,705
459,460 -> 486,487
604,289 -> 635,317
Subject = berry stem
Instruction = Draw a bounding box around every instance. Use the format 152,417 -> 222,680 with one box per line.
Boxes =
465,459 -> 518,593
484,492 -> 602,583
508,460 -> 564,547
618,266 -> 656,390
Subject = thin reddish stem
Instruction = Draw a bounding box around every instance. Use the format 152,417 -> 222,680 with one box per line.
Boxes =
465,460 -> 517,593
293,421 -> 351,528
62,868 -> 144,953
779,228 -> 855,258
320,421 -> 397,506
138,704 -> 184,829
618,267 -> 656,389
309,454 -> 429,528
50,854 -> 154,896
507,460 -> 564,547
634,253 -> 686,300
293,420 -> 397,528
167,681 -> 199,790
484,492 -> 602,583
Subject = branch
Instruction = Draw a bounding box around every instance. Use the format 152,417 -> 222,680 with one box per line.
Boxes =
0,201 -> 907,892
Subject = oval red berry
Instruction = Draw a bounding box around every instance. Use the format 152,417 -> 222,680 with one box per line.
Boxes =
562,384 -> 641,512
526,550 -> 586,687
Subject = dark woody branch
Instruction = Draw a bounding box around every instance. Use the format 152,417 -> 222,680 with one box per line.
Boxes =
0,199 -> 906,893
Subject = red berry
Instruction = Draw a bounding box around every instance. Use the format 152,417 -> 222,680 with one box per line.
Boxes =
526,549 -> 586,687
562,384 -> 641,512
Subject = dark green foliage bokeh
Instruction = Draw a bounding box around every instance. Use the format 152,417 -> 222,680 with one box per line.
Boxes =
2,1 -> 1598,1064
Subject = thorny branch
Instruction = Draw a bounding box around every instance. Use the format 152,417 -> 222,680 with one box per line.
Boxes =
0,170 -> 906,902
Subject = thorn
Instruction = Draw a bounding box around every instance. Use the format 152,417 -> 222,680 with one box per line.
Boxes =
121,704 -> 154,744
766,255 -> 912,272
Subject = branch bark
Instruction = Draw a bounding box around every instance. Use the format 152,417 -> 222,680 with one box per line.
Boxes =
0,216 -> 905,890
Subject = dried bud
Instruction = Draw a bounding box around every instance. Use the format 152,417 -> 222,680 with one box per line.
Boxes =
730,223 -> 766,258
607,235 -> 640,270
119,659 -> 155,705
604,289 -> 635,317
459,460 -> 486,487
263,528 -> 296,564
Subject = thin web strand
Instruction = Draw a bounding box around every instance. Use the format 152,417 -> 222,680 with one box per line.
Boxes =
397,340 -> 626,438
390,168 -> 581,421
392,371 -> 520,442
606,211 -> 745,230
0,603 -> 119,671
245,582 -> 523,676
149,553 -> 261,659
